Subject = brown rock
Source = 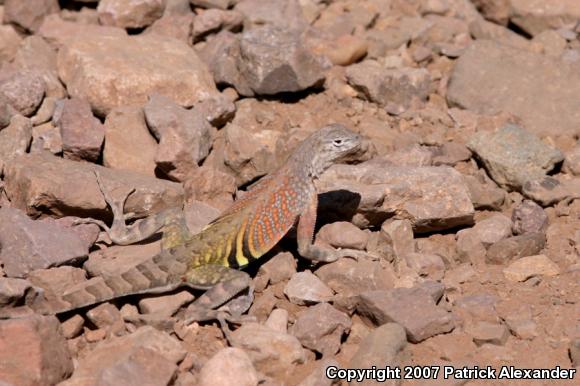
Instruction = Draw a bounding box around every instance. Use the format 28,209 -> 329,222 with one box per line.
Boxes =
466,321 -> 510,346
318,161 -> 474,232
27,266 -> 88,306
522,175 -> 580,206
0,71 -> 45,117
0,115 -> 32,174
357,287 -> 455,342
39,14 -> 127,48
198,347 -> 260,386
486,233 -> 546,265
184,166 -> 236,211
381,219 -> 415,259
183,200 -> 220,234
453,293 -> 499,325
103,106 -> 158,176
509,0 -> 580,36
255,251 -> 297,291
569,338 -> 580,367
61,326 -> 185,385
0,315 -> 73,386
315,221 -> 369,251
307,32 -> 368,66
57,33 -> 221,116
564,145 -> 580,176
290,302 -> 351,356
31,96 -> 57,125
456,228 -> 487,265
0,25 -> 22,62
0,207 -> 88,278
313,1 -> 378,38
3,153 -> 184,219
533,30 -> 567,57
0,277 -> 34,307
53,97 -> 105,162
12,36 -> 58,74
264,308 -> 288,333
86,303 -> 125,336
405,253 -> 445,280
348,323 -> 407,386
284,271 -> 334,305
503,254 -> 560,282
98,0 -> 165,29
470,0 -> 510,24
146,13 -> 193,43
61,314 -> 85,339
473,214 -> 512,247
192,8 -> 243,41
297,358 -> 340,386
315,258 -> 395,297
469,18 -> 533,51
463,173 -> 506,210
234,0 -> 309,32
346,61 -> 431,115
448,40 -> 580,137
229,323 -> 305,381
512,200 -> 549,235
3,0 -> 60,33
144,94 -> 213,181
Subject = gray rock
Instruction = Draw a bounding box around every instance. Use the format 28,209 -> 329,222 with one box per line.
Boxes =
512,200 -> 549,235
522,175 -> 580,206
486,233 -> 546,265
448,40 -> 580,137
357,287 -> 455,342
290,302 -> 351,356
53,98 -> 105,162
348,323 -> 407,386
346,61 -> 431,115
284,271 -> 334,305
467,125 -> 564,191
0,208 -> 88,278
318,161 -> 474,232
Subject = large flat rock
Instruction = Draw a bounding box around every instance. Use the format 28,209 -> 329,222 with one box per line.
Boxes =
317,161 -> 474,232
447,40 -> 580,137
57,33 -> 221,116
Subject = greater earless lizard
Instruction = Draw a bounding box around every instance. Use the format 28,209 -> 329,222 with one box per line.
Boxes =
36,124 -> 367,326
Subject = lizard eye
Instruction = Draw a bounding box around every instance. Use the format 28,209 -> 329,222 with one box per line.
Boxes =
333,139 -> 343,146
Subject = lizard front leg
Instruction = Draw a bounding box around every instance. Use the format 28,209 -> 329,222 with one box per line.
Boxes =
76,171 -> 189,249
297,193 -> 374,263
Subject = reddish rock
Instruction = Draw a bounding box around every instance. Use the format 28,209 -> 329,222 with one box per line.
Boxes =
184,165 -> 236,211
146,13 -> 193,43
192,8 -> 243,41
53,97 -> 105,162
512,200 -> 549,235
486,233 -> 546,264
503,254 -> 560,282
509,0 -> 580,36
86,303 -> 125,336
316,221 -> 369,251
138,290 -> 194,317
563,145 -> 580,176
235,0 -> 309,32
39,14 -> 127,48
0,315 -> 73,386
0,115 -> 32,173
255,251 -> 297,291
284,271 -> 334,305
0,71 -> 45,117
0,277 -> 34,307
466,321 -> 510,346
3,0 -> 60,33
0,25 -> 22,62
98,0 -> 165,29
198,348 -> 260,386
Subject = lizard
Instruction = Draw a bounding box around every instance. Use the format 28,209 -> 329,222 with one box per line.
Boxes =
32,123 -> 368,327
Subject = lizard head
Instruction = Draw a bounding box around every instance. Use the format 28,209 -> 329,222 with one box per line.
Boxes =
305,123 -> 362,177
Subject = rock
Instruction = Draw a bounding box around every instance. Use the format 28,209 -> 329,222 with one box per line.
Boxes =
503,254 -> 560,282
306,32 -> 368,66
405,252 -> 445,280
30,122 -> 61,155
61,314 -> 85,339
192,9 -> 243,41
522,175 -> 580,206
313,1 -> 378,38
570,338 -> 580,367
57,33 -> 221,116
357,287 -> 455,342
39,14 -> 127,48
0,25 -> 22,62
533,30 -> 567,57
564,146 -> 580,176
0,207 -> 88,278
284,271 -> 334,305
86,303 -> 125,336
431,142 -> 472,166
473,214 -> 513,247
0,315 -> 73,386
348,323 -> 407,386
264,308 -> 288,333
470,0 -> 510,24
297,358 -> 340,386
61,326 -> 185,386
509,0 -> 580,36
0,278 -> 34,307
236,26 -> 328,96
144,94 -> 213,181
229,323 -> 305,381
486,233 -> 546,265
0,115 -> 32,174
512,200 -> 549,235
98,0 -> 165,29
466,321 -> 510,346
3,153 -> 184,219
234,0 -> 309,32
503,306 -> 538,340
456,228 -> 487,265
346,61 -> 431,115
381,219 -> 415,259
103,105 -> 158,176
448,40 -> 580,137
198,348 -> 260,386
146,13 -> 193,43
138,290 -> 194,317
53,97 -> 105,162
255,252 -> 297,291
469,18 -> 533,51
317,161 -> 474,232
467,125 -> 564,190
183,200 -> 220,234
31,96 -> 57,125
0,71 -> 45,117
463,173 -> 506,210
183,166 -> 236,211
290,302 -> 351,356
315,221 -> 368,250
3,0 -> 60,33
12,36 -> 58,74
27,266 -> 88,306
315,258 -> 395,297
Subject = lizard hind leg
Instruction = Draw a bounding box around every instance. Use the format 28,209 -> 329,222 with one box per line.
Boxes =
182,265 -> 253,325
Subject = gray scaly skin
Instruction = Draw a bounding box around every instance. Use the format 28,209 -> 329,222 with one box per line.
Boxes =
34,124 -> 368,327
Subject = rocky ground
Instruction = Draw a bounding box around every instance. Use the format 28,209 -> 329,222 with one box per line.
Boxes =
0,0 -> 579,385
